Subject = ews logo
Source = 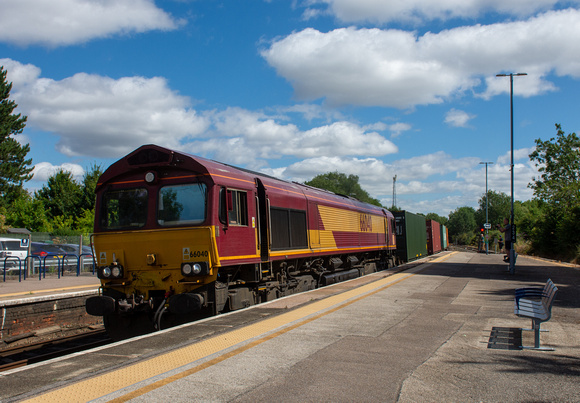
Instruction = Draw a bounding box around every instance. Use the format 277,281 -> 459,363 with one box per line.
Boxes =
359,214 -> 373,232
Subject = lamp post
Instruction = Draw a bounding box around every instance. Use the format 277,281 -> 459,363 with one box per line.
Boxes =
479,161 -> 493,255
496,72 -> 526,274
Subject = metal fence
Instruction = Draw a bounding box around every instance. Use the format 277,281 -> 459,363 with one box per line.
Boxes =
1,233 -> 96,282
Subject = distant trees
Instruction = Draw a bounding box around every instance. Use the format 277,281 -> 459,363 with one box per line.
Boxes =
305,171 -> 382,207
0,65 -> 33,208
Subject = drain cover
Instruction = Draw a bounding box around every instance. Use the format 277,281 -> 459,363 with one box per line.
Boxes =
488,327 -> 522,350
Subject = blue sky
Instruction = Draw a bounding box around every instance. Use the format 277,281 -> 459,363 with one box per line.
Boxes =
1,0 -> 580,217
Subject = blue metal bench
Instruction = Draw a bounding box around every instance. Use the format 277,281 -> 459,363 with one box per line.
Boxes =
514,279 -> 558,351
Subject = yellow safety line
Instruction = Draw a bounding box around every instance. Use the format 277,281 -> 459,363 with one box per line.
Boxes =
24,252 -> 457,402
0,284 -> 99,298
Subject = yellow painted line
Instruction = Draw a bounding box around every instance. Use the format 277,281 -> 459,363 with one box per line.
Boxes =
0,284 -> 99,298
519,254 -> 580,268
23,257 -> 452,402
430,251 -> 458,263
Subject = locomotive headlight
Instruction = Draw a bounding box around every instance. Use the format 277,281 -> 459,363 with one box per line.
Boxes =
99,263 -> 123,279
111,265 -> 122,278
182,263 -> 192,276
181,261 -> 209,277
102,267 -> 112,278
145,171 -> 156,183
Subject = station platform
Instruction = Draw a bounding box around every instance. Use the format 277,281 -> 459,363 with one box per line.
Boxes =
0,273 -> 100,305
1,251 -> 579,402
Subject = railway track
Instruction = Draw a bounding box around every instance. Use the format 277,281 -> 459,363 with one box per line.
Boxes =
0,329 -> 112,372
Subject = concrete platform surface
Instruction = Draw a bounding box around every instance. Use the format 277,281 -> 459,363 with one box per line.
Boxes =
1,251 -> 579,402
0,273 -> 100,304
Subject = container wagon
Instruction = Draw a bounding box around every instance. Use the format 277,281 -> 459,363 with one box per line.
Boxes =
440,224 -> 448,251
393,211 -> 427,263
426,219 -> 442,255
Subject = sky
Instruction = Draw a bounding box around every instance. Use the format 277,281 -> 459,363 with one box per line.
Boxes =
1,0 -> 580,218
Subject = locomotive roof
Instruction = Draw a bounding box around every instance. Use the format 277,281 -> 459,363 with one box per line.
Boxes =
98,144 -> 391,216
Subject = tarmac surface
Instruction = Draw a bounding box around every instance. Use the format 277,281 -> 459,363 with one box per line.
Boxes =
1,251 -> 579,402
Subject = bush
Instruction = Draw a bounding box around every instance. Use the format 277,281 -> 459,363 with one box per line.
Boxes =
454,232 -> 475,245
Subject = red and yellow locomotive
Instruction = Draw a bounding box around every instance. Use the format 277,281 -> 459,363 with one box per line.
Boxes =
86,145 -> 397,338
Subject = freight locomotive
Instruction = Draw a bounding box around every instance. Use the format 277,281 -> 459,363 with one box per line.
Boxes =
86,144 -> 399,339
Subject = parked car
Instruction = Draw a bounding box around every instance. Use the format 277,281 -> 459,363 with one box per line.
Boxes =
0,237 -> 29,271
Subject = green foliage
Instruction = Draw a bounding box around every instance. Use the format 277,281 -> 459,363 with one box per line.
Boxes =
75,208 -> 96,236
0,209 -> 8,233
0,66 -> 33,208
305,171 -> 382,207
5,164 -> 100,236
529,124 -> 580,208
5,192 -> 52,232
475,190 -> 510,227
447,206 -> 476,243
528,124 -> 580,260
51,215 -> 76,237
425,212 -> 448,226
35,170 -> 83,219
81,163 -> 103,211
514,199 -> 545,242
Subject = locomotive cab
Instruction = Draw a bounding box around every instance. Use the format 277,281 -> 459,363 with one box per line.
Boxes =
86,147 -> 224,337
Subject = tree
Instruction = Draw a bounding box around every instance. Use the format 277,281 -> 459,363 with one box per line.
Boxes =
5,193 -> 52,232
80,163 -> 103,211
35,170 -> 83,220
0,66 -> 33,208
447,206 -> 476,244
528,124 -> 580,260
475,190 -> 510,228
305,172 -> 382,207
529,124 -> 580,209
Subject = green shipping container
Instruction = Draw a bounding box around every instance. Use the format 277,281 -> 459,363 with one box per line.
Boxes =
394,211 -> 427,262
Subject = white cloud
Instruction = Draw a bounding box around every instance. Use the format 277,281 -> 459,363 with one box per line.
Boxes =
306,0 -> 576,24
262,9 -> 580,108
445,109 -> 475,128
281,103 -> 344,122
31,162 -> 85,183
184,108 -> 398,169
3,59 -> 210,158
457,152 -> 538,200
3,59 -> 398,167
394,151 -> 480,181
0,0 -> 182,47
268,151 -> 481,197
497,147 -> 536,165
388,122 -> 412,138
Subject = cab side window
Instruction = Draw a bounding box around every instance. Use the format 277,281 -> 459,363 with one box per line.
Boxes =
227,189 -> 248,226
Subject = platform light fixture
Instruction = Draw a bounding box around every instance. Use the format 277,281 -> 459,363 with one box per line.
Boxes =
496,72 -> 527,274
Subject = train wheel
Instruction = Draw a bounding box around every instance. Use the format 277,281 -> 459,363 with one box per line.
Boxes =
103,313 -> 156,341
